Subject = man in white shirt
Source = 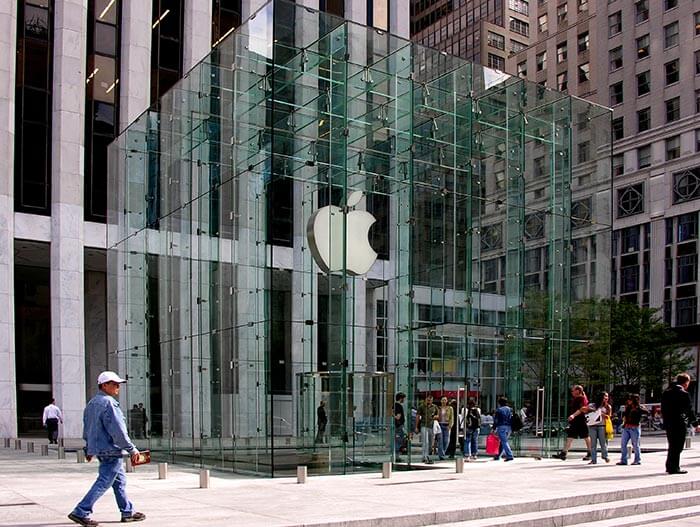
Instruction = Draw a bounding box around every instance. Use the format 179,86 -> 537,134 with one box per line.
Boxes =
43,398 -> 63,444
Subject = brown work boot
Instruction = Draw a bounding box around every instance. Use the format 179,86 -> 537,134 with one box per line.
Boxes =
121,512 -> 146,523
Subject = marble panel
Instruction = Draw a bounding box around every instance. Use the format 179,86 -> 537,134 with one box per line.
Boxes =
14,213 -> 51,241
183,0 -> 212,72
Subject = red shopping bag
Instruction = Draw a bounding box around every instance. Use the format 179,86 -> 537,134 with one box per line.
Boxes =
486,433 -> 500,456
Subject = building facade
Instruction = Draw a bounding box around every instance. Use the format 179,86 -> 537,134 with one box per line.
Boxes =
0,0 -> 408,440
508,0 -> 700,398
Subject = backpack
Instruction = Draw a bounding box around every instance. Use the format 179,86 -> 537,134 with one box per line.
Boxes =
510,411 -> 524,432
466,408 -> 481,429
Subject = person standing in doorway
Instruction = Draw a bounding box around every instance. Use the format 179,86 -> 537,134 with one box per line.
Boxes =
493,397 -> 514,461
416,394 -> 438,464
554,385 -> 592,461
437,396 -> 454,460
68,371 -> 145,526
661,373 -> 700,474
315,400 -> 328,444
393,392 -> 406,462
42,398 -> 63,444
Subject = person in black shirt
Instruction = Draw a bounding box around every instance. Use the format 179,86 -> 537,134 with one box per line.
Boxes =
315,400 -> 328,444
617,393 -> 648,465
661,373 -> 699,474
393,392 -> 406,462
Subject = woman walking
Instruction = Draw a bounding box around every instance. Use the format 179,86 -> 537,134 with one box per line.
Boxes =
586,391 -> 612,464
617,394 -> 648,465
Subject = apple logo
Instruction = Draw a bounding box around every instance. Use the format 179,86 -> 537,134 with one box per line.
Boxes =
306,190 -> 378,276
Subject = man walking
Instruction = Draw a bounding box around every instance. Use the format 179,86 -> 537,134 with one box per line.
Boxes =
68,371 -> 146,526
416,394 -> 438,464
393,392 -> 406,462
42,398 -> 63,444
315,400 -> 327,444
554,385 -> 592,461
661,373 -> 699,474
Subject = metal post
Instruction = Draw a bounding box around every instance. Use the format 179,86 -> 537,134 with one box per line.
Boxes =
382,461 -> 392,479
58,438 -> 64,447
125,457 -> 134,472
686,437 -> 692,449
456,457 -> 464,473
76,449 -> 85,463
14,439 -> 21,450
158,463 -> 168,479
26,441 -> 34,453
58,447 -> 66,459
3,438 -> 9,448
199,469 -> 210,488
40,444 -> 49,456
296,465 -> 307,484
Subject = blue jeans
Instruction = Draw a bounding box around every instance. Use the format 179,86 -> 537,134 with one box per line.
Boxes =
620,426 -> 641,464
463,428 -> 479,457
394,424 -> 405,456
589,425 -> 608,463
72,456 -> 133,519
438,423 -> 450,458
420,426 -> 434,461
496,425 -> 513,460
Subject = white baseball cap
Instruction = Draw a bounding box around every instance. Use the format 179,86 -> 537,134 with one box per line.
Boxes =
97,371 -> 127,385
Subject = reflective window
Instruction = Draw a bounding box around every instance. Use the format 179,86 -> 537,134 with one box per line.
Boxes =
666,97 -> 681,123
637,34 -> 649,59
151,0 -> 184,103
637,108 -> 650,133
637,70 -> 650,96
664,21 -> 679,48
212,0 -> 241,44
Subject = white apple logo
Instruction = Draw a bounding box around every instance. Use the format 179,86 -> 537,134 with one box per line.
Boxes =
306,190 -> 378,276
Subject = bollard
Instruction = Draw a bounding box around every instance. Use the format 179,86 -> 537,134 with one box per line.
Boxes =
40,444 -> 49,456
3,438 -> 9,448
297,465 -> 307,484
686,437 -> 692,449
58,447 -> 65,459
26,441 -> 34,453
627,445 -> 633,460
158,462 -> 168,480
199,469 -> 210,489
382,461 -> 392,479
58,438 -> 64,447
14,439 -> 21,450
125,457 -> 134,473
456,457 -> 464,473
76,449 -> 86,463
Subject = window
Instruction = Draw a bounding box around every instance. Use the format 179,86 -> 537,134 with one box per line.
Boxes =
510,17 -> 529,36
511,40 -> 527,54
637,34 -> 650,59
578,62 -> 590,83
557,3 -> 567,24
676,298 -> 697,326
578,0 -> 588,12
609,12 -> 622,37
609,46 -> 623,71
556,42 -> 567,63
612,153 -> 625,176
517,61 -> 527,78
617,183 -> 644,218
635,0 -> 649,23
695,11 -> 700,36
557,71 -> 568,91
578,141 -> 590,163
612,117 -> 624,140
696,51 -> 700,75
536,51 -> 546,71
678,212 -> 699,240
610,81 -> 624,105
637,108 -> 651,133
638,145 -> 651,168
665,0 -> 678,10
666,59 -> 679,85
85,0 -> 123,222
151,0 -> 184,102
15,0 -> 54,214
212,0 -> 242,44
666,97 -> 680,123
697,129 -> 700,152
487,31 -> 505,50
637,71 -> 650,96
697,90 -> 700,113
666,135 -> 681,160
509,0 -> 529,15
674,168 -> 700,203
577,31 -> 589,52
488,53 -> 505,71
538,13 -> 547,33
664,22 -> 679,48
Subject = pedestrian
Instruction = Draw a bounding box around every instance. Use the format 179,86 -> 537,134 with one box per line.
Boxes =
617,393 -> 648,466
492,397 -> 514,461
138,403 -> 149,439
416,394 -> 438,464
393,392 -> 406,462
462,398 -> 481,461
315,400 -> 327,444
42,398 -> 63,444
586,391 -> 611,464
68,371 -> 145,526
446,398 -> 458,458
661,373 -> 700,474
129,405 -> 140,438
554,385 -> 592,461
437,396 -> 454,460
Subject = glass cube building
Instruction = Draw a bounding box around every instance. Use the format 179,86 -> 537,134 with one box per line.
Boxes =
107,0 -> 612,476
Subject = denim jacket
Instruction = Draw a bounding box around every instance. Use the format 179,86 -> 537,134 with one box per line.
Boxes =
83,391 -> 137,457
493,406 -> 513,428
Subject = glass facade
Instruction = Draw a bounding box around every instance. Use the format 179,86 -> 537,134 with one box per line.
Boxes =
107,0 -> 612,476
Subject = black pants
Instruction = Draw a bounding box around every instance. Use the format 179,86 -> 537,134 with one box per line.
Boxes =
46,418 -> 59,443
665,425 -> 687,473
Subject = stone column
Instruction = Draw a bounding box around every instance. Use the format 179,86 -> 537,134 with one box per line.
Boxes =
51,0 -> 88,439
391,0 -> 410,39
119,0 -> 152,132
183,0 -> 212,73
0,1 -> 17,438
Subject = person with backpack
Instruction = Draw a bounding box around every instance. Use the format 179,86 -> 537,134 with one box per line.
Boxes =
462,398 -> 481,461
492,397 -> 515,462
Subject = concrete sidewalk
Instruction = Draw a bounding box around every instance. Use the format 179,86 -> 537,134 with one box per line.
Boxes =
3,437 -> 700,527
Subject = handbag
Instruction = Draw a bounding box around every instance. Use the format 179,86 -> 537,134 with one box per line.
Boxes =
485,433 -> 500,456
432,419 -> 441,435
586,408 -> 603,426
605,415 -> 614,440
